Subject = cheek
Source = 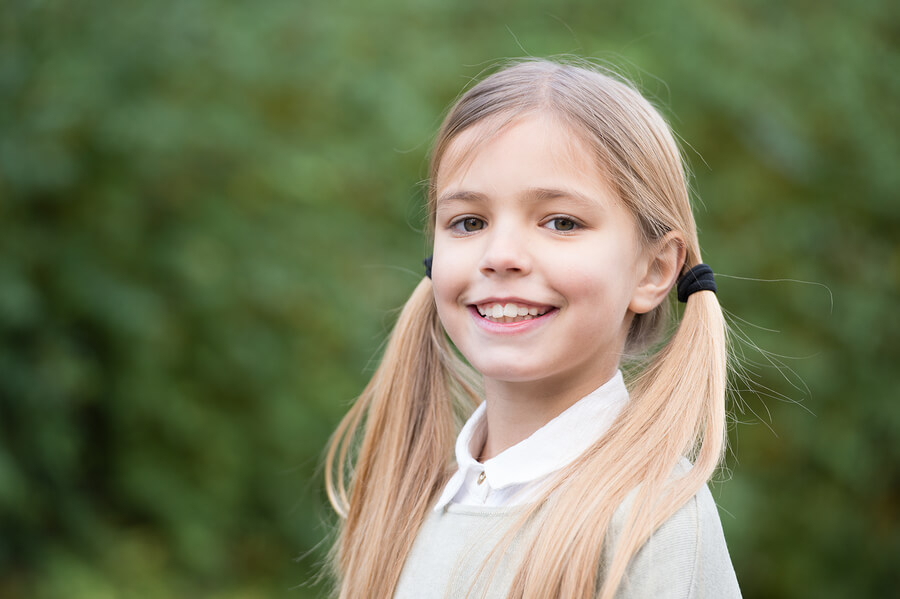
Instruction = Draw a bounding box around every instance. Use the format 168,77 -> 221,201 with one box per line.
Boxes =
431,276 -> 455,316
430,237 -> 480,304
557,260 -> 637,315
430,251 -> 457,293
566,235 -> 642,294
430,262 -> 467,328
431,283 -> 456,338
571,275 -> 623,311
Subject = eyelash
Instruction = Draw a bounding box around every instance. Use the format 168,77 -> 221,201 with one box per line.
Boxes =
448,216 -> 486,234
447,215 -> 584,234
541,216 -> 582,233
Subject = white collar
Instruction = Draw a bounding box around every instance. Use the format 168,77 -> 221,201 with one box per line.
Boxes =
434,370 -> 629,511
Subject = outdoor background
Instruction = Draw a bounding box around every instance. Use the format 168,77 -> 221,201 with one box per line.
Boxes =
1,0 -> 898,597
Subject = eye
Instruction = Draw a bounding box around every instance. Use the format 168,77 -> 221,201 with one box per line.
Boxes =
543,217 -> 580,232
451,217 -> 486,233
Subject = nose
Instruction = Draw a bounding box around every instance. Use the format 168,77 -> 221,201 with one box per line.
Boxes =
478,225 -> 532,277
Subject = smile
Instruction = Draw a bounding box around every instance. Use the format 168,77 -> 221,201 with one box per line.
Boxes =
474,302 -> 553,324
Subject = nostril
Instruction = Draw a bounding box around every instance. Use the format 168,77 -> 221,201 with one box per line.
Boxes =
478,240 -> 532,275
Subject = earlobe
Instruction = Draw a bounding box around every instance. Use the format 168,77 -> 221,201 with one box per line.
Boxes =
629,233 -> 686,314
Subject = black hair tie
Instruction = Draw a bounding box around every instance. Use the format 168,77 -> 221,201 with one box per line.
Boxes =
677,263 -> 716,303
423,255 -> 433,279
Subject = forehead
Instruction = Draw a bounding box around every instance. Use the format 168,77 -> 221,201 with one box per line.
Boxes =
435,113 -> 612,199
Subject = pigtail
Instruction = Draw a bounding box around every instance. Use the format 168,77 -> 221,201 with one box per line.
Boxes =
597,271 -> 727,598
325,277 -> 478,598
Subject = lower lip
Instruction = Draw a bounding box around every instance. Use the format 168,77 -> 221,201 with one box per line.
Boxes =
467,305 -> 559,334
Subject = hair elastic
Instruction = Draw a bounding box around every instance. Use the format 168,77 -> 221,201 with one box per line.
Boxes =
677,263 -> 716,302
423,255 -> 433,279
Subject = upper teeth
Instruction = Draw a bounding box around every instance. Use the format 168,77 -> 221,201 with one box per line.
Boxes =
477,303 -> 549,318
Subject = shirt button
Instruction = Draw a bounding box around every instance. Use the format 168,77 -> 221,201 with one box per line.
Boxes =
477,472 -> 486,485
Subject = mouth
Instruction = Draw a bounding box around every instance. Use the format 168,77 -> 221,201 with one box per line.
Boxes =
472,301 -> 555,324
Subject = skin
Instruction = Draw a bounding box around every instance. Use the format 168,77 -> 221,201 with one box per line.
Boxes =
431,113 -> 685,460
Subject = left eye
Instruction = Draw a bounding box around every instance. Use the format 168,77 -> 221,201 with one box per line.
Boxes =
544,217 -> 578,232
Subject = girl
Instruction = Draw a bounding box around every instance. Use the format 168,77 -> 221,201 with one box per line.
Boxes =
326,58 -> 741,598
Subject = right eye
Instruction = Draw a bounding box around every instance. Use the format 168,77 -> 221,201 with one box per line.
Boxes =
451,217 -> 485,233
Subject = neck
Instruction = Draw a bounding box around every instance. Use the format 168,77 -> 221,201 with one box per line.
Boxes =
478,366 -> 619,461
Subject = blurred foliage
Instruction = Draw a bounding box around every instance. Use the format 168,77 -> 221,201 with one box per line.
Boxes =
0,0 -> 897,597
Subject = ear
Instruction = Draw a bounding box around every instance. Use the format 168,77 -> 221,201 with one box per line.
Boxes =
629,232 -> 686,315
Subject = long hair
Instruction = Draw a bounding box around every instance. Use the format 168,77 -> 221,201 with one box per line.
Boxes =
326,58 -> 728,599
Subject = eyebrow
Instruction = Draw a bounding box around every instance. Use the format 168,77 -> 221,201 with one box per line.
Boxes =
436,187 -> 603,209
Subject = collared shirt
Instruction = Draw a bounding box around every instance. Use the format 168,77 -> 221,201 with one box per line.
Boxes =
433,370 -> 629,511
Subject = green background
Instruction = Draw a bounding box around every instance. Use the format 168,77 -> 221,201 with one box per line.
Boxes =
1,0 -> 897,597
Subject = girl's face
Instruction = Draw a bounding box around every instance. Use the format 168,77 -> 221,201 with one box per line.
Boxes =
431,113 -> 656,392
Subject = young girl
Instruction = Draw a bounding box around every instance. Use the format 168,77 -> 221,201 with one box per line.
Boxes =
326,58 -> 741,598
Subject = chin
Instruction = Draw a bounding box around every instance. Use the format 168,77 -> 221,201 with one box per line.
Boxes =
469,359 -> 551,384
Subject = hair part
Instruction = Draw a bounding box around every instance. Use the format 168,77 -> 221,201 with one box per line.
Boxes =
326,57 -> 729,598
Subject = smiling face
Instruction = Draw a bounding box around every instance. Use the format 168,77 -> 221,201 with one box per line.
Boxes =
431,113 -> 655,394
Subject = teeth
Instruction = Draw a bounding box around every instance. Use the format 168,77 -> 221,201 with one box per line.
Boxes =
476,302 -> 551,323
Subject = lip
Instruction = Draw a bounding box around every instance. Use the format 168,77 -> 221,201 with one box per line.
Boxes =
467,304 -> 559,334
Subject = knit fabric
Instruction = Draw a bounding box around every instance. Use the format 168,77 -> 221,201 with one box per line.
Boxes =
394,472 -> 741,598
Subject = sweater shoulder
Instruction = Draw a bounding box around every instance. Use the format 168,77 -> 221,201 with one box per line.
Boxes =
606,461 -> 742,598
394,507 -> 525,599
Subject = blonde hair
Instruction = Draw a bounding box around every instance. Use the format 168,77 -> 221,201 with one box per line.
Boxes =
326,58 -> 728,599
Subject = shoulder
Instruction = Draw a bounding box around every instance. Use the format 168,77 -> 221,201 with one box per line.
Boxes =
606,460 -> 742,599
395,506 -> 527,599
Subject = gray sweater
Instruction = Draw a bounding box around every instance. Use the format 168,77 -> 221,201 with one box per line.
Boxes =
394,483 -> 741,598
